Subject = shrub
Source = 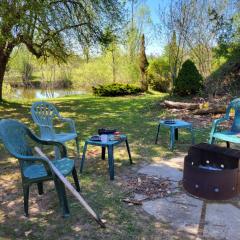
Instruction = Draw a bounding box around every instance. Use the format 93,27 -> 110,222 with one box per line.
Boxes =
174,59 -> 203,96
148,58 -> 171,92
92,83 -> 142,96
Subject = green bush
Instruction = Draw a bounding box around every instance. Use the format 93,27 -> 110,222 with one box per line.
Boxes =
92,83 -> 142,96
174,59 -> 203,96
148,58 -> 171,92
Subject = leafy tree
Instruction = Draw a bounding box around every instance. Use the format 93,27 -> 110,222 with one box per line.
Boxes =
0,0 -> 123,101
174,59 -> 203,96
148,57 -> 171,92
101,27 -> 119,83
139,34 -> 149,91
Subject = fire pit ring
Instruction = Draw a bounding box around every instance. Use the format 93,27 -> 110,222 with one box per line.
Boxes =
183,143 -> 240,200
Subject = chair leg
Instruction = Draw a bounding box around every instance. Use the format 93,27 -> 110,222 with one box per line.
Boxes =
125,139 -> 133,164
54,177 -> 70,217
209,136 -> 215,144
169,128 -> 175,150
72,167 -> 81,192
155,123 -> 161,144
175,128 -> 178,141
23,185 -> 30,217
107,145 -> 114,180
75,137 -> 80,159
80,142 -> 88,173
37,182 -> 44,195
102,147 -> 106,160
190,126 -> 195,144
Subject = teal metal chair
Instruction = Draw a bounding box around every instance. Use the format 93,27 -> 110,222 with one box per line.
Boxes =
31,101 -> 80,159
209,98 -> 240,147
0,119 -> 80,217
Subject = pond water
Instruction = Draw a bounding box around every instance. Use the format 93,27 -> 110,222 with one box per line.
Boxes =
8,88 -> 87,99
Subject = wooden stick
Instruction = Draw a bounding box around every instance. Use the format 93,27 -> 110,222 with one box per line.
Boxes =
34,147 -> 106,228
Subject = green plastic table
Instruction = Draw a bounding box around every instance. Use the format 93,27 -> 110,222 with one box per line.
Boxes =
80,134 -> 132,180
155,119 -> 194,150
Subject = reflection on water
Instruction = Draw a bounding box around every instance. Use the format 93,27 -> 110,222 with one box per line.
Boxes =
10,88 -> 86,99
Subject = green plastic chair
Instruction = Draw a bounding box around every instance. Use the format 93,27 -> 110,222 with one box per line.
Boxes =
31,101 -> 80,159
0,119 -> 80,217
209,98 -> 240,147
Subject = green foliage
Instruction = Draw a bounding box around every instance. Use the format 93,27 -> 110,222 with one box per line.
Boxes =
21,60 -> 33,83
174,60 -> 203,96
92,83 -> 142,96
148,58 -> 171,92
139,34 -> 149,91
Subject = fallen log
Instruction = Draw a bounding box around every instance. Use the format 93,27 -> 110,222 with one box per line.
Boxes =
193,106 -> 226,115
164,100 -> 199,110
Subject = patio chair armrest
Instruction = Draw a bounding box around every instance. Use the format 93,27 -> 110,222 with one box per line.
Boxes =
213,117 -> 229,126
28,130 -> 67,158
60,117 -> 76,133
210,117 -> 229,135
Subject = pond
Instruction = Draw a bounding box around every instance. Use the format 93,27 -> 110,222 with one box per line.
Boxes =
8,88 -> 87,100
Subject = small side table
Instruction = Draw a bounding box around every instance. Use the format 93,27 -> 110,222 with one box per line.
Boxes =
155,119 -> 194,150
80,134 -> 132,180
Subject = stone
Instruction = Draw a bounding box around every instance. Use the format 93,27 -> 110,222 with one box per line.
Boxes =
142,193 -> 203,235
134,193 -> 148,201
163,155 -> 185,170
138,163 -> 182,182
203,203 -> 240,240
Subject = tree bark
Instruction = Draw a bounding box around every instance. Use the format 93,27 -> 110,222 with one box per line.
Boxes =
193,106 -> 226,115
111,48 -> 116,83
164,100 -> 199,110
0,53 -> 10,101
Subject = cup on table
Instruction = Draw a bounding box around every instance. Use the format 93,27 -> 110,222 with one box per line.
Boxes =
100,134 -> 108,143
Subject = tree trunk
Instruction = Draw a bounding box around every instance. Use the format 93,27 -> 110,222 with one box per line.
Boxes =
111,48 -> 116,83
164,100 -> 199,110
0,53 -> 9,101
140,72 -> 148,91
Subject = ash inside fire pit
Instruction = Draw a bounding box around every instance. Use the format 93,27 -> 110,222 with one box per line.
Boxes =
183,143 -> 240,200
125,174 -> 178,200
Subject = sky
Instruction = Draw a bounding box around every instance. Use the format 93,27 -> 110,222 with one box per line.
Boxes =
144,0 -> 170,55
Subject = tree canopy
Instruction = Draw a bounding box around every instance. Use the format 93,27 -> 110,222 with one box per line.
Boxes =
0,0 -> 124,100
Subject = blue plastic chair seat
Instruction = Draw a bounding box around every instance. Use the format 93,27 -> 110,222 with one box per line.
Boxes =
24,158 -> 75,179
212,131 -> 240,143
43,133 -> 77,143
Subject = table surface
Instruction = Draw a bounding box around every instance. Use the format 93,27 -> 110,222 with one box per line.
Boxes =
86,134 -> 127,146
159,119 -> 192,127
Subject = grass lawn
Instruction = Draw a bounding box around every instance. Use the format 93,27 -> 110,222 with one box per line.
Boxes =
0,93 -> 211,239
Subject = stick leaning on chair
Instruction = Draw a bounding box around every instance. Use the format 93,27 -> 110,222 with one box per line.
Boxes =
34,147 -> 106,228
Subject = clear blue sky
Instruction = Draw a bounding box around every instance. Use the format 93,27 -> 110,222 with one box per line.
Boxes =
144,0 -> 170,55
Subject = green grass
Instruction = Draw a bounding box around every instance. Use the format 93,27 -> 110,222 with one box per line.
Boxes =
0,92 -> 210,239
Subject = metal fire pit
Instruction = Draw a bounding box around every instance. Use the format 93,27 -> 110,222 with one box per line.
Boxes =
183,143 -> 240,200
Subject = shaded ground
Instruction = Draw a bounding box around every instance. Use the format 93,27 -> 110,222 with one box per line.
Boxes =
131,156 -> 240,240
0,93 -> 224,239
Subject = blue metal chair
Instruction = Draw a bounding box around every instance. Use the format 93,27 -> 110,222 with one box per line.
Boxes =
0,119 -> 80,217
209,98 -> 240,147
31,101 -> 80,159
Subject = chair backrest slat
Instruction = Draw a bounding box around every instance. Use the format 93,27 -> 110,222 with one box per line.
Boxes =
0,119 -> 33,158
224,98 -> 240,132
31,101 -> 60,139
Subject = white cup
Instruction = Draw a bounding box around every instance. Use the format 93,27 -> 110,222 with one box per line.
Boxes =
100,134 -> 108,143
